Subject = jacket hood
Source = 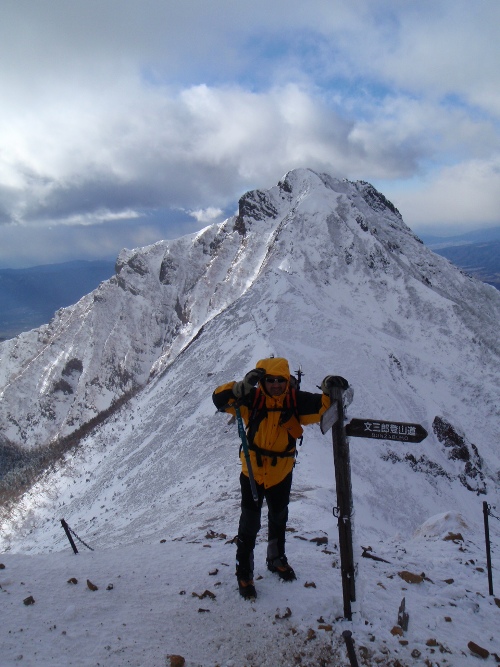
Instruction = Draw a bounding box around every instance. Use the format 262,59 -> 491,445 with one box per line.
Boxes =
256,357 -> 290,395
256,357 -> 291,379
256,357 -> 292,397
256,357 -> 295,403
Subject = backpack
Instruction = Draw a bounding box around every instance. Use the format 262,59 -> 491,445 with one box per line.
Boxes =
245,386 -> 303,467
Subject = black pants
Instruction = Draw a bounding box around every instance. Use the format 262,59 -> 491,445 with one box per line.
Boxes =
236,471 -> 293,576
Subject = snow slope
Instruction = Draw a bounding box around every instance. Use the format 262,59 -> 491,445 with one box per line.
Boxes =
1,168 -> 500,665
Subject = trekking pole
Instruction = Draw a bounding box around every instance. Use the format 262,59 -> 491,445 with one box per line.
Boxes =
234,404 -> 259,504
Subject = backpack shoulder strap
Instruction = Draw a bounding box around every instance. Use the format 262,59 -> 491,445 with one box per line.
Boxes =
246,387 -> 267,445
281,387 -> 303,446
249,387 -> 266,420
278,387 -> 299,423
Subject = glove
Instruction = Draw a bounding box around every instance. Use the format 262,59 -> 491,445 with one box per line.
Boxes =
321,375 -> 349,393
233,368 -> 266,398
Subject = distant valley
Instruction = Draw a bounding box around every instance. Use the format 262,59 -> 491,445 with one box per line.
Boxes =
421,226 -> 500,291
431,240 -> 500,290
0,260 -> 115,340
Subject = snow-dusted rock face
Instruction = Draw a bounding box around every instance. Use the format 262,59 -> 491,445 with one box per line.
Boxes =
0,183 -> 281,449
0,167 -> 499,469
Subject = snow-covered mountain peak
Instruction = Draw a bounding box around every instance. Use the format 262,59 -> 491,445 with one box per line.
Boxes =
0,167 -> 498,460
1,168 -> 500,665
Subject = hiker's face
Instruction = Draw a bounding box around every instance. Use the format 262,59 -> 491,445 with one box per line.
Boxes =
264,376 -> 287,396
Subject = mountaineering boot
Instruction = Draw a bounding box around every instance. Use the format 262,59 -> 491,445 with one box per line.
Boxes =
236,536 -> 257,599
237,576 -> 257,600
266,555 -> 296,581
236,566 -> 257,600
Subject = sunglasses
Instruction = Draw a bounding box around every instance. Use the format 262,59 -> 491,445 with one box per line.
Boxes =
265,376 -> 287,384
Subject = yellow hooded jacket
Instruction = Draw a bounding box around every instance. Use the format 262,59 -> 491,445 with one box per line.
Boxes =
212,358 -> 331,488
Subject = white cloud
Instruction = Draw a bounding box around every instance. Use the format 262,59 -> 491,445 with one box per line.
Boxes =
188,207 -> 224,224
1,76 -> 498,235
0,81 -> 358,226
389,158 -> 500,232
0,0 -> 499,266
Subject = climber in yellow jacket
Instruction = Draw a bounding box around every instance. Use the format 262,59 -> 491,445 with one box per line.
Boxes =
213,356 -> 349,599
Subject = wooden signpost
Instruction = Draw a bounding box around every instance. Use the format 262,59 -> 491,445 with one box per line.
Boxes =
322,387 -> 356,620
321,390 -> 428,621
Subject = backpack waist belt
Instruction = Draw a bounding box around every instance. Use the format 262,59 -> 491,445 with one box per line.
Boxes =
248,442 -> 296,467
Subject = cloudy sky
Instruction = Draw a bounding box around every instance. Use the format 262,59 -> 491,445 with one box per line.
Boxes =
1,0 -> 500,268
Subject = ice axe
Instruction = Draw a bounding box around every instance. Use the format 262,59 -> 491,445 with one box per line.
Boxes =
218,399 -> 259,505
234,403 -> 259,504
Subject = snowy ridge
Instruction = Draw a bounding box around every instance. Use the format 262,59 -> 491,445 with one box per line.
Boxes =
1,168 -> 498,450
0,168 -> 500,665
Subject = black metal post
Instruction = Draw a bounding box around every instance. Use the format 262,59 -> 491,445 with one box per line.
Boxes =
61,518 -> 78,554
483,501 -> 494,596
342,630 -> 360,667
329,386 -> 356,620
398,597 -> 409,631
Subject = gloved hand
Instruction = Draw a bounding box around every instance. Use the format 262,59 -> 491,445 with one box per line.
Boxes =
321,375 -> 349,393
233,368 -> 266,398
